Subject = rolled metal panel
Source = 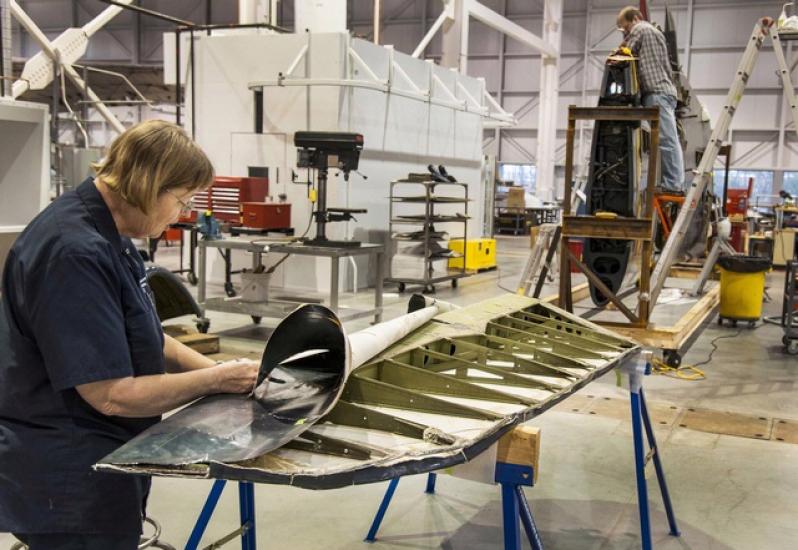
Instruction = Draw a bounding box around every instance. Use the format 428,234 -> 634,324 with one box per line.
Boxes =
100,301 -> 442,467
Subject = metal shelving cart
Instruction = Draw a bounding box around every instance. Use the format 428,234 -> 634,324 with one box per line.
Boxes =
386,179 -> 470,294
494,206 -> 560,235
782,260 -> 798,354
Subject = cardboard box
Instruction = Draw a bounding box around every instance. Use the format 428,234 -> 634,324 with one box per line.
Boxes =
507,187 -> 526,209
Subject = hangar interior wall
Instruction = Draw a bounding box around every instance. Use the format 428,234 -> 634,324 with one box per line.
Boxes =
10,0 -> 797,200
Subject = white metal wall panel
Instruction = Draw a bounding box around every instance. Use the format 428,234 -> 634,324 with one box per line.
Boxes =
700,92 -> 781,132
691,3 -> 783,47
468,19 -> 501,53
730,133 -> 779,169
689,50 -> 779,90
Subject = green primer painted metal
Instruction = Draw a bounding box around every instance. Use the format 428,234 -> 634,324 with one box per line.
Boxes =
344,375 -> 503,420
408,347 -> 560,392
323,400 -> 456,445
284,431 -> 383,460
485,320 -> 611,359
511,310 -> 629,347
501,313 -> 626,351
446,334 -> 591,371
370,359 -> 536,405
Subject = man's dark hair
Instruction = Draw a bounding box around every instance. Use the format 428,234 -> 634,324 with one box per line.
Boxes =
618,6 -> 643,23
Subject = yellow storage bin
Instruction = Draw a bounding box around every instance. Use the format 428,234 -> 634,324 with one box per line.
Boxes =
448,238 -> 497,271
717,256 -> 771,324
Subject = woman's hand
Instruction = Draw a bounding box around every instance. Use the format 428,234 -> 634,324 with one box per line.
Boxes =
211,358 -> 260,394
77,357 -> 261,418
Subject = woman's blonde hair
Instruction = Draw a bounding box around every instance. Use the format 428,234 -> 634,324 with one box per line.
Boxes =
92,120 -> 214,214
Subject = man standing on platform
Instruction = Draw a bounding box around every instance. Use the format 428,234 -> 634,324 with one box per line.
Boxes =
617,6 -> 684,192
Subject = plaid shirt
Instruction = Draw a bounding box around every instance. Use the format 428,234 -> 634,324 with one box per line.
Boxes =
626,21 -> 677,98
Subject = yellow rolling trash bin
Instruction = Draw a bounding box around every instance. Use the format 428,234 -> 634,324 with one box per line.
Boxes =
717,255 -> 771,328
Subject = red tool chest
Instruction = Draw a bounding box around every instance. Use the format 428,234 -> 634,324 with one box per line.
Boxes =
191,176 -> 269,223
240,202 -> 292,230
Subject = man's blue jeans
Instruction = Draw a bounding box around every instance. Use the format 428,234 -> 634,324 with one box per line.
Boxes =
643,93 -> 684,191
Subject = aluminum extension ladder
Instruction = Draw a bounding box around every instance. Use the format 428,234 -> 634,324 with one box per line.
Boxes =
650,18 -> 795,306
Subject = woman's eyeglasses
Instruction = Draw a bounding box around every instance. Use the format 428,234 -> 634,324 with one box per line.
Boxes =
166,189 -> 194,214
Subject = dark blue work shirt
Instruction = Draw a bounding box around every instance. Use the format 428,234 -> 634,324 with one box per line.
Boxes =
0,178 -> 165,535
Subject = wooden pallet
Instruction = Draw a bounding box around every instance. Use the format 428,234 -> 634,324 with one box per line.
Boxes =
604,283 -> 720,352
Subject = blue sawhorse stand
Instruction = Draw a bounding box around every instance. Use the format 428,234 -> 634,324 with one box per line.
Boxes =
185,480 -> 256,550
625,351 -> 681,550
365,464 -> 543,550
366,353 -> 680,550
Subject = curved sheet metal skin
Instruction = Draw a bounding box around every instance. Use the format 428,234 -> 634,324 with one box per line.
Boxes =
253,304 -> 348,419
145,265 -> 203,322
97,295 -> 640,489
102,304 -> 349,466
100,394 -> 309,465
100,303 -> 444,467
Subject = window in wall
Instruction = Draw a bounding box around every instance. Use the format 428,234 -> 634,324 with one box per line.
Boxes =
712,170 -> 774,204
498,163 -> 537,194
784,172 -> 798,198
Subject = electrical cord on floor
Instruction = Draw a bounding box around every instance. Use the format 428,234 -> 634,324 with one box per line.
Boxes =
652,325 -> 749,381
691,328 -> 746,368
651,358 -> 706,381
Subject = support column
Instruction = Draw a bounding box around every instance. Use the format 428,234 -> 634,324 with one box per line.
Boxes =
684,0 -> 695,78
534,0 -> 563,203
0,0 -> 11,96
441,0 -> 468,73
578,1 -> 592,165
494,0 -> 508,160
373,0 -> 381,44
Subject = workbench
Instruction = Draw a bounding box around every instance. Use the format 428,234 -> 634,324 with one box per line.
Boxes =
197,237 -> 384,327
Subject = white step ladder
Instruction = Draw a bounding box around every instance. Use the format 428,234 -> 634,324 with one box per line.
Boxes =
517,223 -> 560,297
516,158 -> 589,298
772,29 -> 798,132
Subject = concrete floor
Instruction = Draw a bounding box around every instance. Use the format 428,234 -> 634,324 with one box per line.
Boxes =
3,235 -> 797,549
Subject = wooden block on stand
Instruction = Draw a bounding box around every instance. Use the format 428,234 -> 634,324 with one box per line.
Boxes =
497,425 -> 541,482
175,333 -> 220,355
163,324 -> 220,355
163,324 -> 195,338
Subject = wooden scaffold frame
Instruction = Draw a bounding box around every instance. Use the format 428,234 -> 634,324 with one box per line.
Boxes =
559,105 -> 660,329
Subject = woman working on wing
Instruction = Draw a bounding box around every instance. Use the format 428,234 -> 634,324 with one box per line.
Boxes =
0,120 -> 259,549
